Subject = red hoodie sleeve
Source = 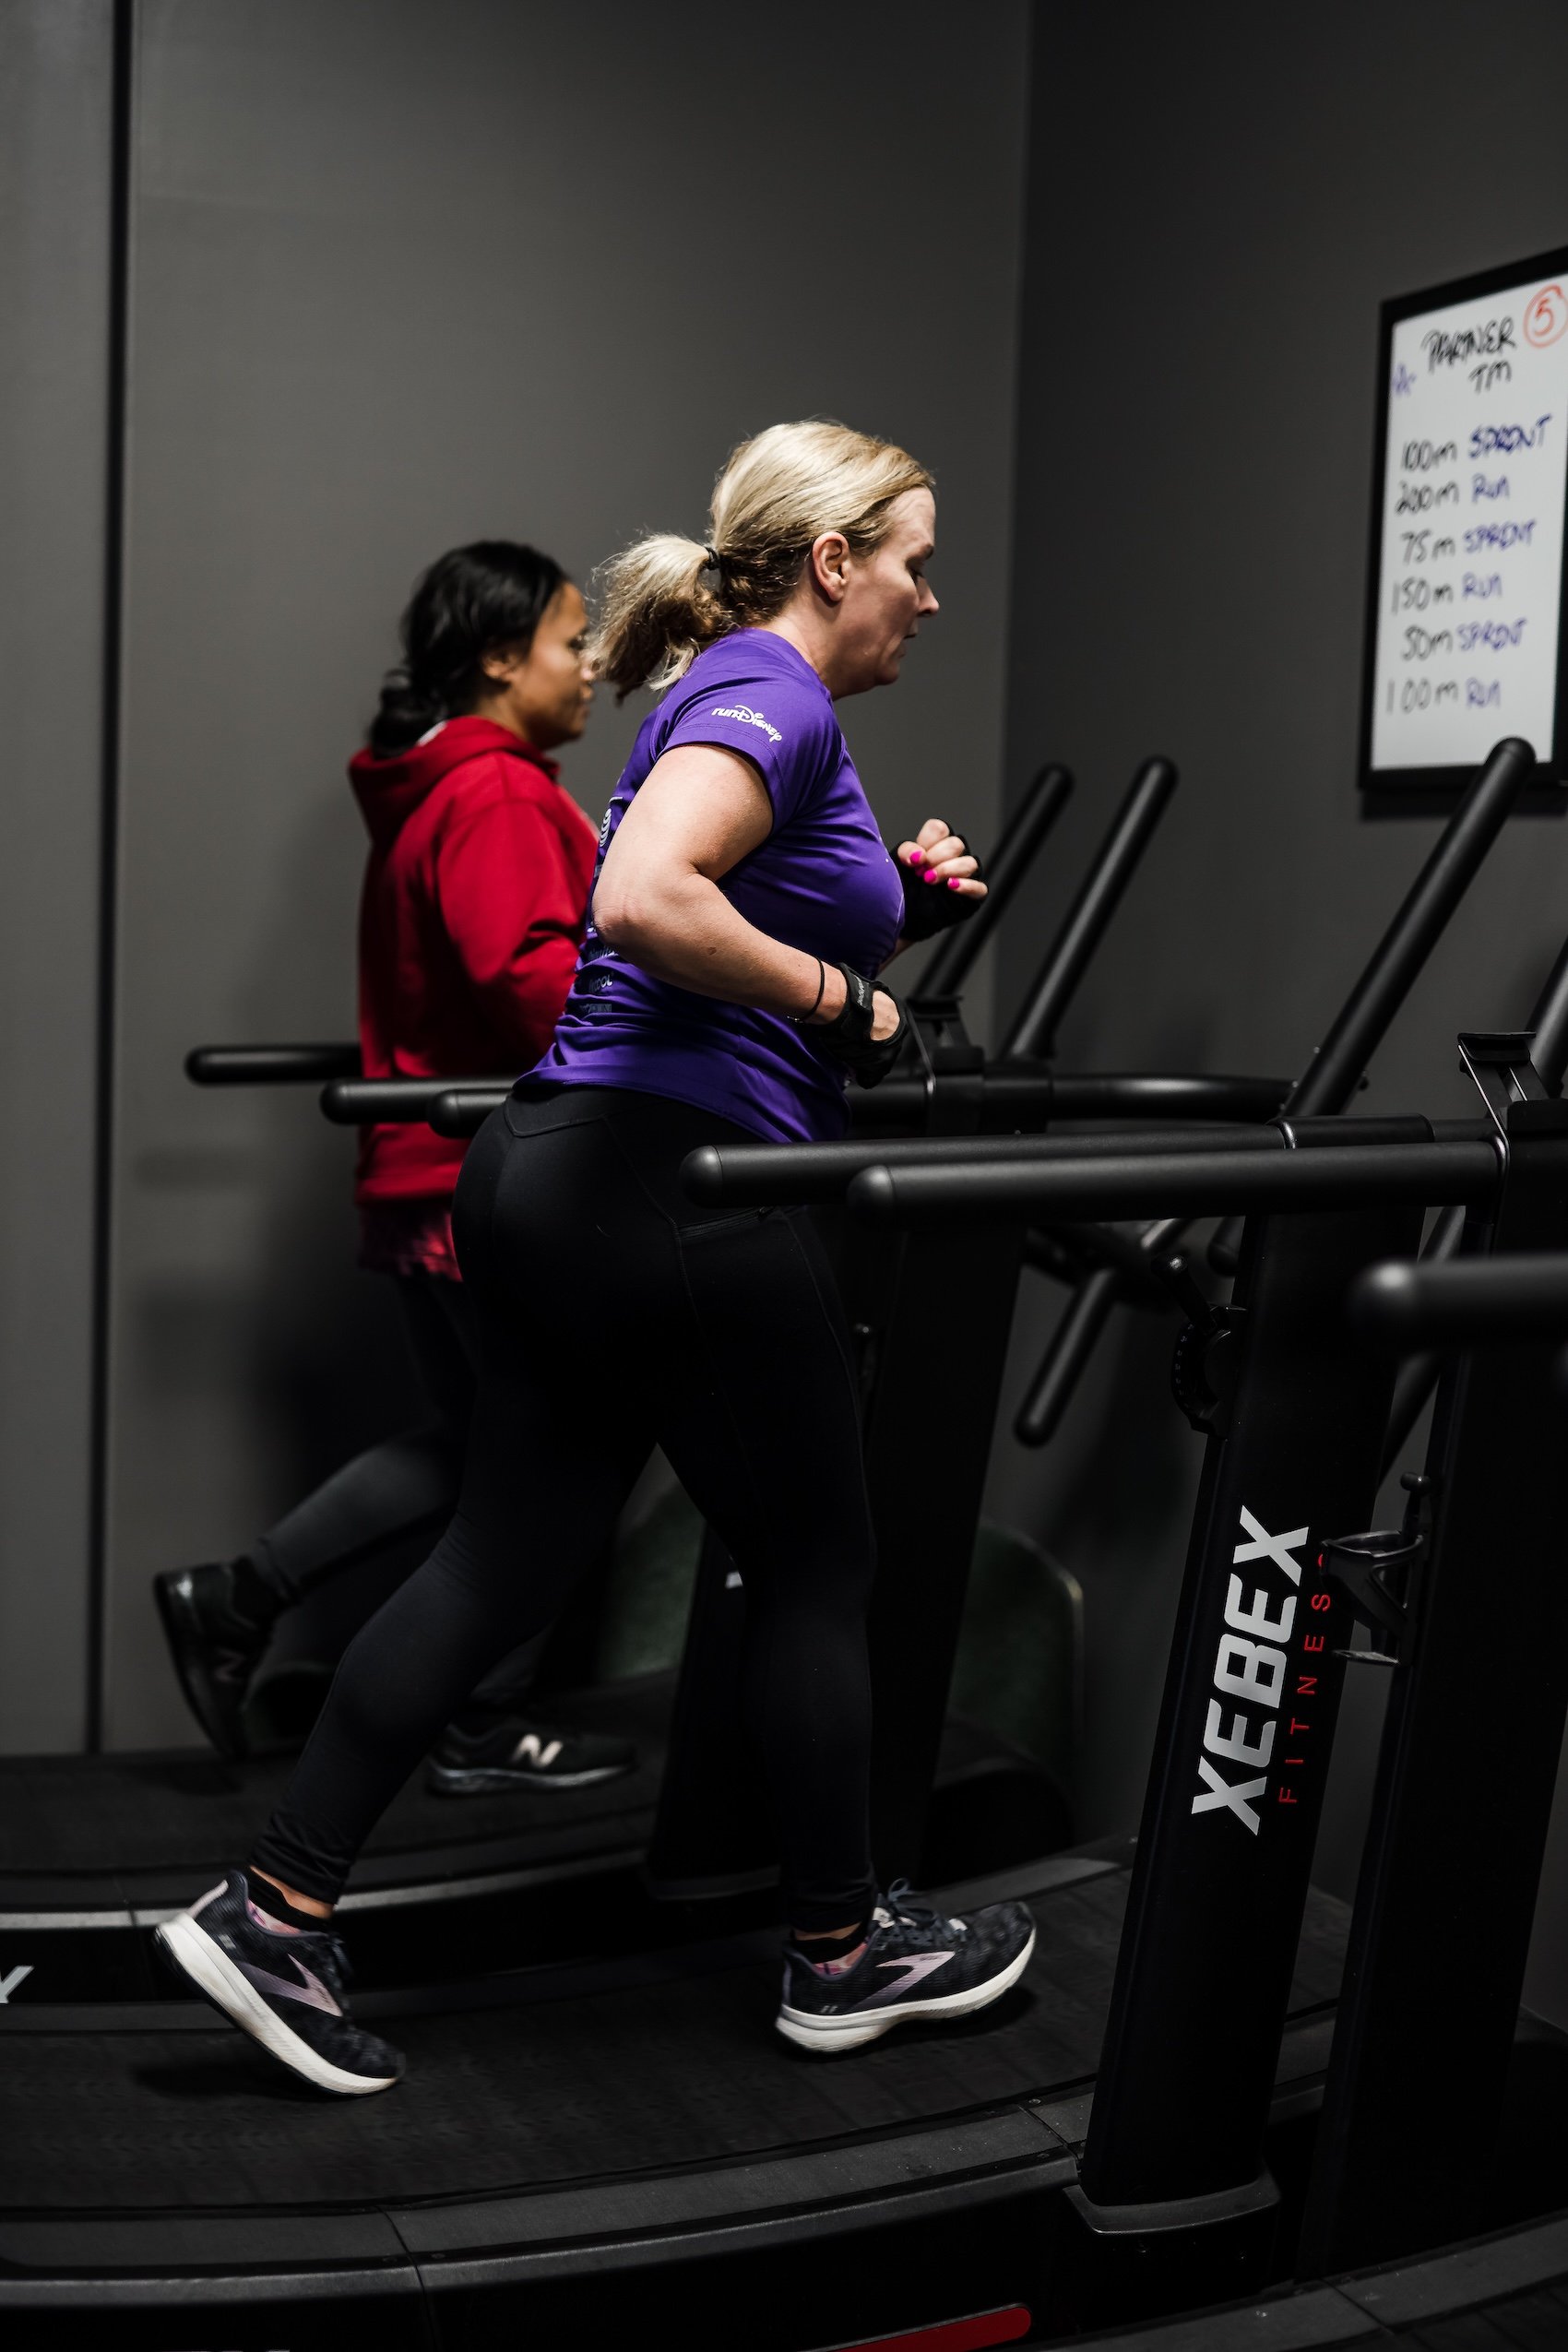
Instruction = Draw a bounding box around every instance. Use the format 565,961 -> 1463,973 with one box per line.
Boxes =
433,790 -> 588,1065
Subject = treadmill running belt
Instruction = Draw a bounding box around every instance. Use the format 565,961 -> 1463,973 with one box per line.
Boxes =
0,1866 -> 1349,2215
0,1675 -> 674,1883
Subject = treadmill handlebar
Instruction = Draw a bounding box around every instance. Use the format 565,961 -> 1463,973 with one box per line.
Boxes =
431,1087 -> 509,1138
918,760 -> 1074,999
1282,737 -> 1531,1124
320,1075 -> 514,1124
1353,1252 -> 1568,1348
326,1067 -> 1288,1154
1528,933 -> 1568,1098
1206,736 -> 1531,1277
848,1133 -> 1515,1228
682,1082 -> 1292,1208
852,1067 -> 1286,1137
1002,756 -> 1179,1063
1048,1073 -> 1287,1121
186,1042 -> 361,1086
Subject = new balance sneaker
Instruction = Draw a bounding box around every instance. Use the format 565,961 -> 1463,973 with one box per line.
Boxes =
153,1560 -> 275,1760
155,1871 -> 402,2097
425,1714 -> 636,1795
777,1881 -> 1036,2054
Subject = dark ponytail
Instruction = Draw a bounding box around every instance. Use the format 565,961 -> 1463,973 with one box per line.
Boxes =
368,540 -> 567,756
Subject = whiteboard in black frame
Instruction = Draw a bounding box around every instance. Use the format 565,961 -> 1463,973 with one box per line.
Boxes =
1360,246 -> 1568,802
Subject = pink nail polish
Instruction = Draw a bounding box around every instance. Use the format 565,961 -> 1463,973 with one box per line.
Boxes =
947,876 -> 961,889
924,870 -> 940,885
908,849 -> 925,869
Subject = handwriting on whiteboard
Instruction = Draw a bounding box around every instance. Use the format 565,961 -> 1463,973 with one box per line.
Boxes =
1370,267 -> 1568,773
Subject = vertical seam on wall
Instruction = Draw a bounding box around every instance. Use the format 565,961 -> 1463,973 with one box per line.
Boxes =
994,0 -> 1037,1044
85,0 -> 136,1753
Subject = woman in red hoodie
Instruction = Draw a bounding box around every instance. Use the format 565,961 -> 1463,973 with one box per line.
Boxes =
156,543 -> 631,1789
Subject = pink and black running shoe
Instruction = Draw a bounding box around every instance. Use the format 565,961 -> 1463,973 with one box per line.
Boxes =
777,1880 -> 1036,2055
156,1871 -> 402,2097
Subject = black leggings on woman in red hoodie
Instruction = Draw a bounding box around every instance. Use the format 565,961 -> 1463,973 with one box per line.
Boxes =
251,1084 -> 879,1933
248,1276 -> 475,1610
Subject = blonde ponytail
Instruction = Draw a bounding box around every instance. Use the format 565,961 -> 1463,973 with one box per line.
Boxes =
590,532 -> 726,702
592,421 -> 933,698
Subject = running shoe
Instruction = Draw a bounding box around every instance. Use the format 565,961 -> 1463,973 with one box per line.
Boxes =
777,1881 -> 1036,2054
425,1714 -> 636,1795
155,1871 -> 402,2097
153,1561 -> 274,1760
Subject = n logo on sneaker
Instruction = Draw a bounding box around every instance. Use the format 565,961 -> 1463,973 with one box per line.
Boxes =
239,1954 -> 341,2015
862,1951 -> 955,2008
511,1732 -> 564,1768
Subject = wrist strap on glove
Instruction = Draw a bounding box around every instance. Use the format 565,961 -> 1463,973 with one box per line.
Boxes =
816,965 -> 908,1089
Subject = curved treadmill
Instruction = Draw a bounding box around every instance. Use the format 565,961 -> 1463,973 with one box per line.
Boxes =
0,1847 -> 1355,2349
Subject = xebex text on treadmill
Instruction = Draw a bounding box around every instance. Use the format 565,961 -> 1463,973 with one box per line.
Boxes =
1193,1509 -> 1327,1835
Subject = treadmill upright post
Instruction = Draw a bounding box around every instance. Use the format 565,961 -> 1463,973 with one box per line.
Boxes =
1073,1182 -> 1424,2215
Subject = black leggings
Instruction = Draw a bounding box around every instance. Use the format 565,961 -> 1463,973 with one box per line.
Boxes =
250,1275 -> 476,1608
252,1085 -> 878,1930
247,1274 -> 544,1709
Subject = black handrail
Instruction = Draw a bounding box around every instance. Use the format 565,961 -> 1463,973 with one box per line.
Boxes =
1045,1072 -> 1287,1121
1206,735 -> 1532,1270
1354,1252 -> 1568,1347
917,761 -> 1074,999
682,1094 -> 1308,1211
1002,756 -> 1178,1061
683,1119 -> 1283,1211
418,1068 -> 1290,1153
1530,935 -> 1568,1096
1292,739 -> 1533,1118
320,1075 -> 513,1124
848,1134 -> 1512,1228
186,1043 -> 361,1086
431,1087 -> 510,1138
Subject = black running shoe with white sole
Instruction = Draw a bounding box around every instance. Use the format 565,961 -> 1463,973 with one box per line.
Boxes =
777,1881 -> 1036,2054
155,1871 -> 402,2097
425,1715 -> 636,1795
153,1560 -> 273,1760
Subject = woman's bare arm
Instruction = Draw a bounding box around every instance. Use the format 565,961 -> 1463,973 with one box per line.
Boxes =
594,744 -> 863,1026
596,749 -> 986,1026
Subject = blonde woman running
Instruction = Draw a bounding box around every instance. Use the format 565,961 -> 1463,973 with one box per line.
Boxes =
157,422 -> 1036,2095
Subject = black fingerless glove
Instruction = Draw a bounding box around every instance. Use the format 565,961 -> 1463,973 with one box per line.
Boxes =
815,965 -> 909,1089
893,848 -> 985,944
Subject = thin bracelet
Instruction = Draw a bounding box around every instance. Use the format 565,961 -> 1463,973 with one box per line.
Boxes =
791,956 -> 826,1025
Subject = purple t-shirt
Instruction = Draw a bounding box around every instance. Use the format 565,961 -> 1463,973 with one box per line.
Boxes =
526,629 -> 904,1142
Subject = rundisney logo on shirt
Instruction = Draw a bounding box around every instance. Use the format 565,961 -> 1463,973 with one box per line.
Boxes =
709,704 -> 783,743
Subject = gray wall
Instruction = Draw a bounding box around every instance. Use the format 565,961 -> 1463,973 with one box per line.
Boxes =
991,0 -> 1568,2023
0,1 -> 116,1751
97,0 -> 1031,1747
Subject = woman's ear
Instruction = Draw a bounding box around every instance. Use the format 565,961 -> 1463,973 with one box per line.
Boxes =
480,642 -> 526,686
807,531 -> 851,604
